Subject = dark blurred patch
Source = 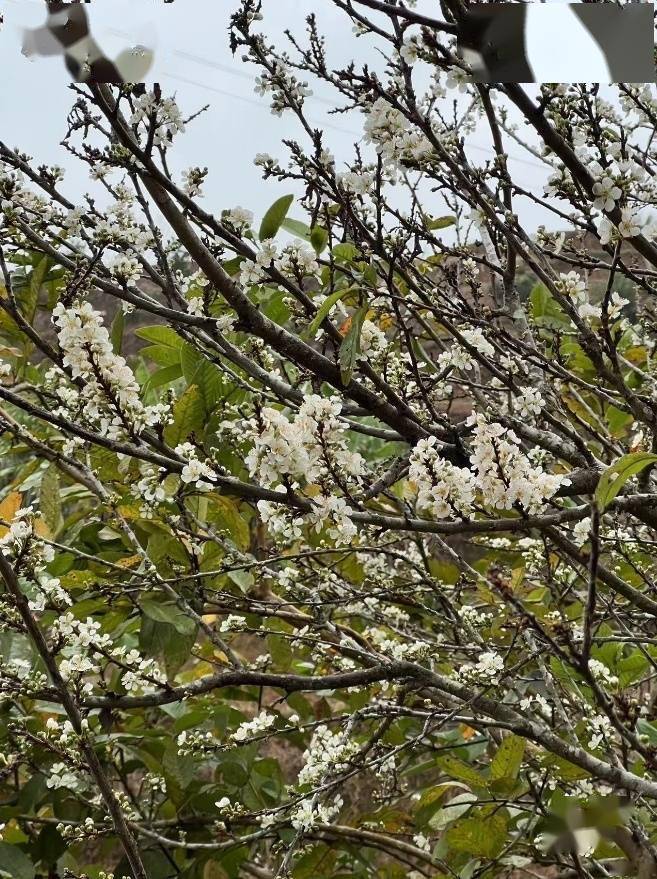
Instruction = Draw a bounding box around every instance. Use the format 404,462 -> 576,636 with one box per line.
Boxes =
457,3 -> 655,84
458,5 -> 531,83
22,0 -> 153,83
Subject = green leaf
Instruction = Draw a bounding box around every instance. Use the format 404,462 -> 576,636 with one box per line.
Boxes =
637,718 -> 657,744
135,325 -> 184,348
305,289 -> 347,339
180,343 -> 226,412
530,282 -> 568,327
427,215 -> 456,230
139,616 -> 196,677
490,734 -> 525,783
0,842 -> 34,879
140,344 -> 181,367
204,861 -> 229,879
617,651 -> 648,688
310,226 -> 329,254
339,305 -> 368,386
110,307 -> 125,355
281,217 -> 311,240
331,242 -> 358,264
39,464 -> 63,537
428,791 -> 477,831
142,363 -> 183,395
445,812 -> 507,858
227,568 -> 255,592
164,384 -> 205,447
25,255 -> 50,321
207,496 -> 250,551
595,452 -> 657,511
163,739 -> 196,790
259,194 -> 294,241
435,754 -> 488,791
141,595 -> 196,635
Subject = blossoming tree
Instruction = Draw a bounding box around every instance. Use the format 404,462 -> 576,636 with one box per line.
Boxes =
1,1 -> 657,877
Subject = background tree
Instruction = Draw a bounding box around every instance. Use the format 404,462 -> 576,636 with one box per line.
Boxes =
1,2 -> 657,877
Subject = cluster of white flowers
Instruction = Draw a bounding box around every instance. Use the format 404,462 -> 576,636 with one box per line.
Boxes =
231,711 -> 276,743
519,692 -> 551,718
239,240 -> 278,287
297,724 -> 359,787
224,206 -> 254,230
107,254 -> 142,286
586,713 -> 615,750
177,728 -> 216,756
413,833 -> 432,853
445,66 -> 470,93
135,466 -> 170,517
129,92 -> 186,145
254,152 -> 277,169
587,155 -> 650,216
245,395 -> 364,488
409,437 -> 476,519
458,604 -> 491,628
175,443 -> 218,491
181,166 -> 206,198
219,614 -> 247,633
399,35 -> 420,65
510,386 -> 545,420
121,653 -> 166,693
57,816 -> 102,843
468,414 -> 569,515
62,206 -> 85,234
255,500 -> 304,542
274,240 -> 319,277
588,658 -> 619,689
359,319 -> 388,363
543,167 -> 573,202
598,206 -> 646,245
0,657 -> 48,697
47,761 -> 83,791
45,716 -> 80,745
338,170 -> 375,195
557,271 -> 628,323
437,326 -> 495,373
92,190 -> 154,252
305,493 -> 357,545
0,169 -> 55,224
51,302 -> 168,440
254,59 -> 312,116
186,297 -> 205,317
572,516 -> 592,547
291,794 -> 343,831
363,97 -> 432,171
411,415 -> 569,521
592,175 -> 622,212
456,649 -> 505,685
28,576 -> 71,613
0,506 -> 33,558
52,614 -> 165,695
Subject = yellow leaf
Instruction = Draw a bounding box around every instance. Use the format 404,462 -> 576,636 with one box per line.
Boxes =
117,554 -> 141,568
339,315 -> 352,336
0,491 -> 22,536
33,518 -> 50,539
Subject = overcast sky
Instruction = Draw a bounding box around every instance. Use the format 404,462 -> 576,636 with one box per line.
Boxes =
1,0 -> 552,234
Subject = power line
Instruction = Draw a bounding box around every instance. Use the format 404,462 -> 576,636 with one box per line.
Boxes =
4,0 -> 547,173
106,24 -> 547,171
162,72 -> 361,138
